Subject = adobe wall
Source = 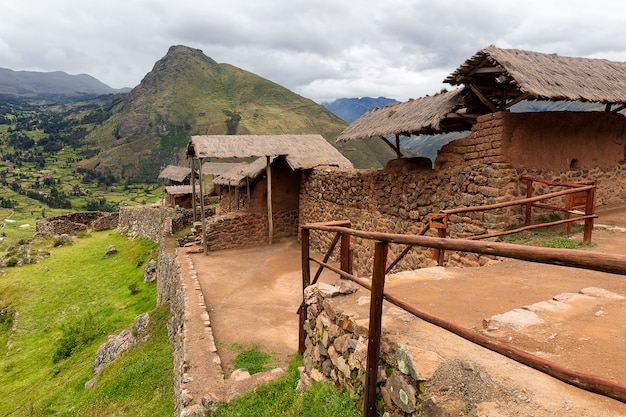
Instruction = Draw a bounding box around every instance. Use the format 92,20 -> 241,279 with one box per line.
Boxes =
436,111 -> 626,172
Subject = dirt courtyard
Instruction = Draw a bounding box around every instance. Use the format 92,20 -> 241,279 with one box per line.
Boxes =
182,205 -> 626,414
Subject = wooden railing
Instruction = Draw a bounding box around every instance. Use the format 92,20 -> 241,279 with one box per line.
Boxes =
430,177 -> 597,264
300,221 -> 626,417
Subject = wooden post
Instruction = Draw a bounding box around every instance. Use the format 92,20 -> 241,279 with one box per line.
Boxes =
524,178 -> 533,226
190,158 -> 197,222
583,183 -> 596,244
266,156 -> 274,245
299,228 -> 311,355
235,186 -> 240,210
363,241 -> 388,417
246,178 -> 251,209
340,232 -> 352,275
198,158 -> 207,255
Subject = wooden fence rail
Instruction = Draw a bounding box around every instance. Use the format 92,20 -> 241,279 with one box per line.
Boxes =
300,222 -> 626,417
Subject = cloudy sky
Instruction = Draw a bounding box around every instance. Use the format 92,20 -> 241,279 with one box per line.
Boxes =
1,0 -> 625,103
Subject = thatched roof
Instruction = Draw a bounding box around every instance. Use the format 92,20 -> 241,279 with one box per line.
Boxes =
445,45 -> 626,105
201,162 -> 240,176
164,185 -> 199,195
212,158 -> 271,187
187,134 -> 352,169
158,165 -> 192,182
337,89 -> 471,142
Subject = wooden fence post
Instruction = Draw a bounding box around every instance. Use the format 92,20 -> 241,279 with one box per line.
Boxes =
340,232 -> 352,275
583,183 -> 596,244
363,241 -> 388,417
299,228 -> 311,355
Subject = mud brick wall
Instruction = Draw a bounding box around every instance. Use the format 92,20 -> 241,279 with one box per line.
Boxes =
204,209 -> 299,251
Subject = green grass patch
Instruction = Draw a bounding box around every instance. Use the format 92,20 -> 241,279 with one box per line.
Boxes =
497,222 -> 591,249
0,230 -> 172,416
208,356 -> 361,417
231,343 -> 279,375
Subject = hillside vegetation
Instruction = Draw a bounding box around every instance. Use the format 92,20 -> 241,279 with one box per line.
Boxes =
0,230 -> 173,416
79,45 -> 396,181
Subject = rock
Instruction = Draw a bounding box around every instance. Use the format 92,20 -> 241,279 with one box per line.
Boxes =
318,282 -> 340,297
483,308 -> 544,331
143,259 -> 157,282
333,279 -> 360,294
523,300 -> 569,312
396,344 -> 443,381
580,287 -> 625,300
230,368 -> 251,381
84,378 -> 97,390
387,371 -> 417,413
105,246 -> 118,257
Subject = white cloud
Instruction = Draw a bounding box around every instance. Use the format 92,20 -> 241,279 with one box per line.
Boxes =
0,0 -> 624,102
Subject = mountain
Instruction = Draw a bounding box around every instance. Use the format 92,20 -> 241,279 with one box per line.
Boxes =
322,97 -> 399,123
0,67 -> 129,97
80,45 -> 396,181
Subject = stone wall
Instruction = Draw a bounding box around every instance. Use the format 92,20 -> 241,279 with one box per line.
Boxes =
117,204 -> 175,241
301,282 -> 443,416
204,209 -> 299,251
36,211 -> 119,236
300,163 -> 520,276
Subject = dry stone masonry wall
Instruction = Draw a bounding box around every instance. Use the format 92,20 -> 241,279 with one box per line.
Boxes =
299,163 -> 521,276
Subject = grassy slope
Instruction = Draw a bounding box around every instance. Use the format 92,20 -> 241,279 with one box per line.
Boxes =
0,231 -> 173,416
81,46 -> 395,177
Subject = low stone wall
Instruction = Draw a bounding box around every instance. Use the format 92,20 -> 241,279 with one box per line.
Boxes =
302,282 -> 443,416
204,209 -> 299,251
36,211 -> 119,236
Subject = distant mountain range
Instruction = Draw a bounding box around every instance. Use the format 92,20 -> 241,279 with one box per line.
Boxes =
322,97 -> 399,123
0,67 -> 130,97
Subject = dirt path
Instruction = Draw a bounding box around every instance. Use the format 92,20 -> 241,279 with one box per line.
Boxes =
178,205 -> 626,414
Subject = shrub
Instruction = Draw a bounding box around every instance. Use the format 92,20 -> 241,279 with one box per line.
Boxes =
53,312 -> 103,363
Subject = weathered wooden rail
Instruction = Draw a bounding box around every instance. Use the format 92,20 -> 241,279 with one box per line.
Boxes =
300,221 -> 626,417
430,177 -> 597,264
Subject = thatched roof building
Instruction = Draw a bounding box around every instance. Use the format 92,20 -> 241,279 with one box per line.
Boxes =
200,162 -> 240,176
445,45 -> 626,113
337,89 -> 471,142
338,45 -> 626,145
212,158 -> 271,187
158,165 -> 193,183
187,134 -> 352,169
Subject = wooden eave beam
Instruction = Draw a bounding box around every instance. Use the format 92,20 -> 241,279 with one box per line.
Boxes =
378,135 -> 404,158
612,104 -> 626,113
502,92 -> 530,110
469,84 -> 498,112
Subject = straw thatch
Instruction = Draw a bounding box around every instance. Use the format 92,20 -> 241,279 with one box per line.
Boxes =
164,185 -> 199,195
158,165 -> 192,182
337,89 -> 471,142
445,45 -> 626,104
212,158 -> 271,187
201,161 -> 240,176
187,134 -> 352,169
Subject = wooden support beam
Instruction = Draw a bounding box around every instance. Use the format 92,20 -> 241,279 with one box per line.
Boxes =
190,158 -> 197,222
469,84 -> 498,112
266,156 -> 273,245
198,158 -> 207,255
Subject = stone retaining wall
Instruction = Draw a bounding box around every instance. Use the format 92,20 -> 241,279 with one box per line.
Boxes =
117,204 -> 175,241
302,282 -> 443,416
36,211 -> 119,236
205,209 -> 299,251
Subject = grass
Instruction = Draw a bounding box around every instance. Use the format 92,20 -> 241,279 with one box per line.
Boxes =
0,230 -> 173,416
498,216 -> 593,249
208,356 -> 361,417
229,343 -> 279,375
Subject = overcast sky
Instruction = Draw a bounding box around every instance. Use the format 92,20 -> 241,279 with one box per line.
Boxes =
1,0 -> 625,103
